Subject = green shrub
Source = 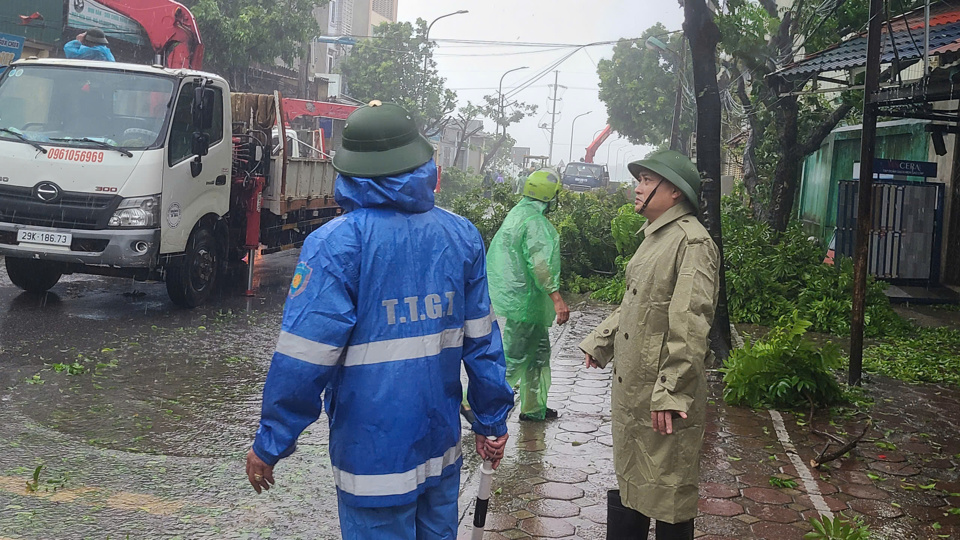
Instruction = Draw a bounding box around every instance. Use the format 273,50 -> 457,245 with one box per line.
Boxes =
721,312 -> 846,409
445,184 -> 631,296
722,196 -> 906,338
804,514 -> 870,540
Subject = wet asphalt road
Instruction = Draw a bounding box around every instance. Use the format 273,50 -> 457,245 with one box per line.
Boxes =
0,252 -> 385,539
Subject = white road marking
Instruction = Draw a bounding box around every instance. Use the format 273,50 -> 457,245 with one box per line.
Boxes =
768,410 -> 835,520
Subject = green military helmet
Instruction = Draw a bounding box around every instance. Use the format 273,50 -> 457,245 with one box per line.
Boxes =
628,150 -> 701,211
333,100 -> 436,178
522,167 -> 561,202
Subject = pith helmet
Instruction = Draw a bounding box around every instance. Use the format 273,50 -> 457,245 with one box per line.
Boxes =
628,150 -> 701,210
333,101 -> 435,178
85,28 -> 109,45
522,167 -> 561,202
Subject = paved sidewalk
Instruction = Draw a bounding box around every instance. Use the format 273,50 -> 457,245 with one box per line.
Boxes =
459,305 -> 960,539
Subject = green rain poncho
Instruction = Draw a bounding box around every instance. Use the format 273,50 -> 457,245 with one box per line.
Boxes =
486,197 -> 561,326
486,197 -> 561,419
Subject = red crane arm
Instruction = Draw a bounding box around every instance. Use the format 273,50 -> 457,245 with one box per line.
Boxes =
584,125 -> 612,163
94,0 -> 204,70
282,98 -> 359,123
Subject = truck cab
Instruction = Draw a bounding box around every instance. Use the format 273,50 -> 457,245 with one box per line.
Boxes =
561,162 -> 609,192
0,58 -> 232,305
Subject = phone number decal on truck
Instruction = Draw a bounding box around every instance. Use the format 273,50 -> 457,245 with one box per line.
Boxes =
47,149 -> 105,163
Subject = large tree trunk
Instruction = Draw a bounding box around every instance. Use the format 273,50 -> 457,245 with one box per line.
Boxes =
766,95 -> 801,233
683,0 -> 732,364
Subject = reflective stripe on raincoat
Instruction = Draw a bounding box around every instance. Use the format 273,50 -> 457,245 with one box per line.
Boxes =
252,160 -> 515,508
485,198 -> 561,326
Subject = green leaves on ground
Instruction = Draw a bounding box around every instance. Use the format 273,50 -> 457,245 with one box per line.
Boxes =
864,327 -> 960,386
721,312 -> 845,410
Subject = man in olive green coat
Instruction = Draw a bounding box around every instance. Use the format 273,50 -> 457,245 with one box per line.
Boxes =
580,150 -> 719,540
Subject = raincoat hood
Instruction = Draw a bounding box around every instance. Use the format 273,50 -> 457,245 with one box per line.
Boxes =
334,160 -> 437,214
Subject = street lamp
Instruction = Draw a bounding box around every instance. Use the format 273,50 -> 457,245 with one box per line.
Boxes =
498,66 -> 528,139
421,10 -> 468,108
620,152 -> 640,182
568,111 -> 592,162
605,138 -> 624,165
646,35 -> 685,152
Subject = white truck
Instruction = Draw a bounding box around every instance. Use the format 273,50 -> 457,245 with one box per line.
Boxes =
0,58 -> 344,307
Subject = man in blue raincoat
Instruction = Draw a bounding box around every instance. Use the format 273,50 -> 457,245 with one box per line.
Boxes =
63,29 -> 115,62
246,101 -> 514,539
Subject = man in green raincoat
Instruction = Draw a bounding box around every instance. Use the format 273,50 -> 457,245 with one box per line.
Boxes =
580,150 -> 719,539
487,168 -> 570,421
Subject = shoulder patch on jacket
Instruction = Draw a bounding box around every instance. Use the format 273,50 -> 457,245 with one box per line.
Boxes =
289,261 -> 312,297
676,216 -> 712,244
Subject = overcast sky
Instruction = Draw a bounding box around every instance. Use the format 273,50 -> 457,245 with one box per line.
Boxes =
396,0 -> 685,180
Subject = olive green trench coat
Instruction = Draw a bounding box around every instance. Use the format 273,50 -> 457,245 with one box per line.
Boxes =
579,201 -> 719,523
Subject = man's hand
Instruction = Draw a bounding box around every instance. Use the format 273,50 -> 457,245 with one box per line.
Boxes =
651,410 -> 686,435
550,291 -> 569,325
584,353 -> 599,369
76,32 -> 86,42
245,448 -> 275,493
475,433 -> 508,469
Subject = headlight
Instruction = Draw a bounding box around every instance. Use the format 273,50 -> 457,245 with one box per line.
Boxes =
109,195 -> 161,228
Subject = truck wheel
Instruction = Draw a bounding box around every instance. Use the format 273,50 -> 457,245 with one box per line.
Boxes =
166,226 -> 219,308
5,257 -> 62,293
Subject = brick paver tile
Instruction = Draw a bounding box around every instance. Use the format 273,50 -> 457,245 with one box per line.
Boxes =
519,516 -> 576,537
698,497 -> 744,517
526,498 -> 580,518
749,503 -> 801,523
701,482 -> 739,499
742,486 -> 793,505
839,483 -> 890,500
579,504 -> 606,525
540,467 -> 587,484
558,421 -> 600,434
847,498 -> 905,518
751,521 -> 807,539
532,482 -> 585,501
484,513 -> 519,532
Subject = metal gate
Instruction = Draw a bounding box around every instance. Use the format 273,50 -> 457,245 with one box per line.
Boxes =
836,180 -> 944,284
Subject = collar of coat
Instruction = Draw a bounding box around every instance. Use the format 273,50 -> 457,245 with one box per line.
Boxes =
639,200 -> 697,236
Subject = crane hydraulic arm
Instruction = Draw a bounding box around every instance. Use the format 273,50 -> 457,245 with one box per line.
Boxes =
94,0 -> 204,70
584,125 -> 612,164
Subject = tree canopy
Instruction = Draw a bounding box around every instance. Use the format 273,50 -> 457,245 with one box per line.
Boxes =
597,24 -> 694,153
181,0 -> 324,85
338,19 -> 457,136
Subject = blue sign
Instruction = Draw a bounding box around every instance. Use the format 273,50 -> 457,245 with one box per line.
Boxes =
873,158 -> 938,178
0,33 -> 25,75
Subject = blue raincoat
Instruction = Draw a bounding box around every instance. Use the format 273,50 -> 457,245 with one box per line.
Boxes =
252,160 -> 514,510
63,40 -> 116,62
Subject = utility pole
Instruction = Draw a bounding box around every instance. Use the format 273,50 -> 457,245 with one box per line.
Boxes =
850,0 -> 884,386
547,70 -> 563,164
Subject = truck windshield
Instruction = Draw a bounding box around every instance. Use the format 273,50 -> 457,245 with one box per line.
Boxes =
564,163 -> 604,179
0,65 -> 176,151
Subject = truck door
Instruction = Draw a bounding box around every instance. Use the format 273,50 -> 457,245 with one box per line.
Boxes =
160,80 -> 230,254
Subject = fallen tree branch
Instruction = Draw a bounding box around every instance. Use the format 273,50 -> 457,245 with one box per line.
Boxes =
810,424 -> 870,468
812,430 -> 846,445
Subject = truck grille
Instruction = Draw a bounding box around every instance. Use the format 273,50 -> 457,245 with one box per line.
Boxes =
0,185 -> 121,230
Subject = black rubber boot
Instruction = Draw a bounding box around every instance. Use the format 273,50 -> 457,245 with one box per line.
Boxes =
607,490 -> 651,539
655,519 -> 694,540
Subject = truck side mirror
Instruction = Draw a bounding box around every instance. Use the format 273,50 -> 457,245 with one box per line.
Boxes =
192,87 -> 215,130
192,132 -> 210,157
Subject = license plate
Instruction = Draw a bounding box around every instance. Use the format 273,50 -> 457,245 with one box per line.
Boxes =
17,229 -> 72,247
